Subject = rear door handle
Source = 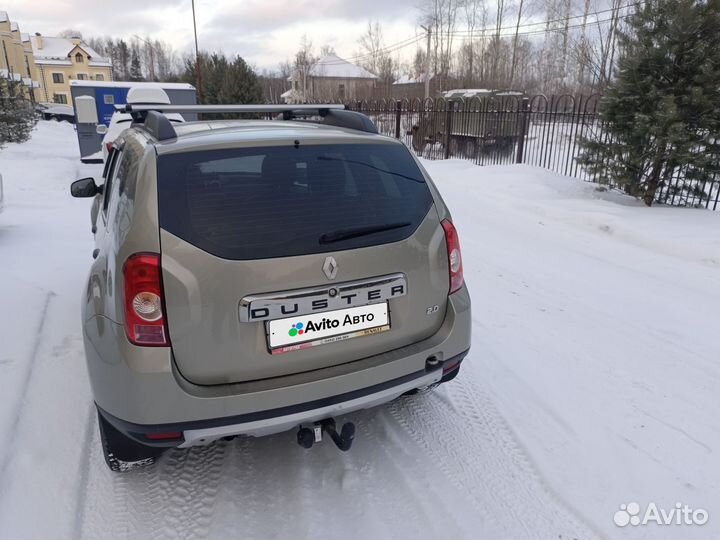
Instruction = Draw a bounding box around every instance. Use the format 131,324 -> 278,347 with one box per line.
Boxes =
92,248 -> 100,259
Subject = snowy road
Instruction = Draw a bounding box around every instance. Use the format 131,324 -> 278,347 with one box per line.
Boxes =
0,122 -> 718,540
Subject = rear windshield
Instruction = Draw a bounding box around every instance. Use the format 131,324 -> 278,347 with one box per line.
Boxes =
157,143 -> 434,260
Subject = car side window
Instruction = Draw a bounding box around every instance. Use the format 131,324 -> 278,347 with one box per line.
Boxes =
103,149 -> 124,216
112,153 -> 130,202
101,148 -> 115,180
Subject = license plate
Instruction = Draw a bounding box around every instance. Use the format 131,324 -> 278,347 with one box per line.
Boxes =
268,303 -> 389,354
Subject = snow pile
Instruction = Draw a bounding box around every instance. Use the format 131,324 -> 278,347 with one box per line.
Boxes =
431,159 -> 719,539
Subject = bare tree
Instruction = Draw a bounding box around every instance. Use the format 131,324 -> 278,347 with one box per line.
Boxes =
575,0 -> 594,89
601,0 -> 624,87
58,29 -> 83,39
573,0 -> 625,92
559,0 -> 572,84
509,0 -> 528,88
422,0 -> 460,90
319,44 -> 337,56
491,0 -> 506,86
461,0 -> 486,85
294,36 -> 318,100
278,60 -> 293,80
412,48 -> 427,76
358,20 -> 385,75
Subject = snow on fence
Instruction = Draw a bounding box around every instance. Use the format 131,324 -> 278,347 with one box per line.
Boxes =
341,96 -> 720,211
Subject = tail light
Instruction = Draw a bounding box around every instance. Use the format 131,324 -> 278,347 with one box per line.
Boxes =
441,219 -> 464,294
106,142 -> 113,153
123,253 -> 169,346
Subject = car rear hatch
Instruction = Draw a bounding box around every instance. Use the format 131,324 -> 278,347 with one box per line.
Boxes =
157,139 -> 450,385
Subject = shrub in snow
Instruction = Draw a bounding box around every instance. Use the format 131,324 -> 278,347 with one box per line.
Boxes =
578,0 -> 720,207
0,80 -> 37,149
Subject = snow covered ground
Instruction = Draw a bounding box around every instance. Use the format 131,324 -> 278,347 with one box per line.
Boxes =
0,121 -> 718,540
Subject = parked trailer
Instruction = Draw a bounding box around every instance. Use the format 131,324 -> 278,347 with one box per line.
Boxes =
410,90 -> 529,158
69,81 -> 196,163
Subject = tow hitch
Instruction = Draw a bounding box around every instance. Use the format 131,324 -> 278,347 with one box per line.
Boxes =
297,418 -> 355,452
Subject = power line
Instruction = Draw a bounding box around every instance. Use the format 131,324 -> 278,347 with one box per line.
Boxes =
319,35 -> 424,65
450,1 -> 640,36
319,2 -> 636,66
450,13 -> 633,40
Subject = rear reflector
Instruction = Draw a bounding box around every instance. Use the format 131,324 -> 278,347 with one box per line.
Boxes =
443,359 -> 462,374
441,219 -> 464,294
123,253 -> 169,347
145,431 -> 183,441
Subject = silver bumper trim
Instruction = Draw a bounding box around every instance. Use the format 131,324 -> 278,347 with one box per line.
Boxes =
179,369 -> 442,446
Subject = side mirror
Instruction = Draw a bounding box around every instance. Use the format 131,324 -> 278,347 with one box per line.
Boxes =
96,124 -> 108,135
71,177 -> 102,198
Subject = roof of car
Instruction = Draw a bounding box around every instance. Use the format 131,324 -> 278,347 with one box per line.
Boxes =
149,120 -> 395,155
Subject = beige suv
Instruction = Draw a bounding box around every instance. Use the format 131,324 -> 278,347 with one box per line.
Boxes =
71,104 -> 471,471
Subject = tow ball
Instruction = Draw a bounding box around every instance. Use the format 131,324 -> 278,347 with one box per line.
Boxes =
297,418 -> 355,452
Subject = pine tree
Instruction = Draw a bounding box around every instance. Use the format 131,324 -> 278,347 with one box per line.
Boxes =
218,56 -> 263,105
578,0 -> 720,206
182,52 -> 261,106
117,40 -> 130,80
0,80 -> 37,149
129,50 -> 144,82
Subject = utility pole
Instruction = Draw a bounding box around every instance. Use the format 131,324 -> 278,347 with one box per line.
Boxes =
191,0 -> 204,103
420,24 -> 432,100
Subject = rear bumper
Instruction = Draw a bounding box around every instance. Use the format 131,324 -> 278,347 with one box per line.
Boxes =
84,285 -> 471,439
98,352 -> 466,447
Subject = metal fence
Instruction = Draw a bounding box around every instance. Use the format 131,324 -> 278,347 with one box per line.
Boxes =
343,96 -> 720,211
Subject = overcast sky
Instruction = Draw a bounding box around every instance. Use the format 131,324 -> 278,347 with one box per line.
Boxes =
4,0 -> 424,71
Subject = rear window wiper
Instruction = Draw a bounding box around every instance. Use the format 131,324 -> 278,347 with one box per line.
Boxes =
319,222 -> 411,244
317,156 -> 425,183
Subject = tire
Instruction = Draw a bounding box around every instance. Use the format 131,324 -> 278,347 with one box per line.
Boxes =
97,411 -> 165,472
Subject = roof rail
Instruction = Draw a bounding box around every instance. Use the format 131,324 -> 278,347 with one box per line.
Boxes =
116,103 -> 378,139
116,103 -> 346,115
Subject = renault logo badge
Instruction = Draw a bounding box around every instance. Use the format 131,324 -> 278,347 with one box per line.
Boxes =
323,257 -> 338,280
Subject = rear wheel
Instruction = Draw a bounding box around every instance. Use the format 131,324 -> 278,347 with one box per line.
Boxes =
97,411 -> 165,472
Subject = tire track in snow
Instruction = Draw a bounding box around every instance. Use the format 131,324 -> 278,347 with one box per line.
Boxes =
77,372 -> 597,540
353,411 -> 470,539
79,426 -> 166,539
71,404 -> 97,540
387,373 -> 601,540
80,440 -> 228,540
153,442 -> 228,539
0,291 -> 55,498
